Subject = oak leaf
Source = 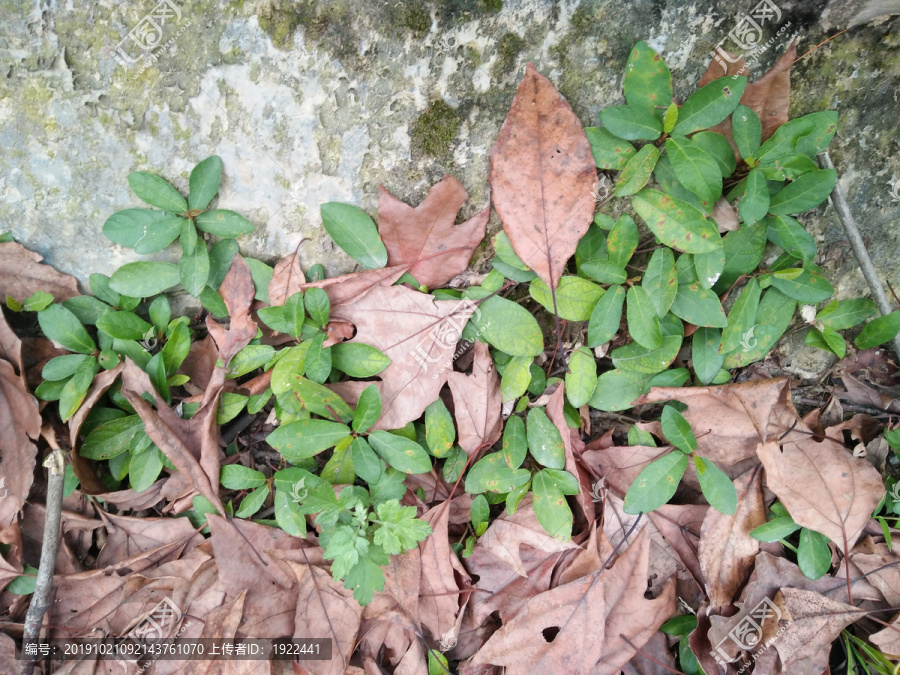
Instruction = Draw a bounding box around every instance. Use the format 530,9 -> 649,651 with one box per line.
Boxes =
490,63 -> 596,290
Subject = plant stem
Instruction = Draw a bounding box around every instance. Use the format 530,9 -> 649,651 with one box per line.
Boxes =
20,446 -> 66,675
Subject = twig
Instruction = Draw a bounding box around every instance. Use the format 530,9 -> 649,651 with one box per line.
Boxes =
20,432 -> 66,675
818,152 -> 900,363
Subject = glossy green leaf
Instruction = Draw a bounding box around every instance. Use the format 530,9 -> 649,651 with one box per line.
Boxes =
611,335 -> 682,374
575,222 -> 608,269
227,344 -> 275,379
109,262 -> 181,298
627,286 -> 662,349
768,170 -> 837,215
208,238 -> 239,289
720,279 -> 761,354
732,104 -> 762,160
606,214 -> 639,268
467,291 -> 543,356
267,419 -> 351,461
149,296 -> 171,334
220,464 -> 267,490
623,452 -> 688,514
96,311 -> 152,341
59,356 -> 99,422
565,346 -> 597,408
188,155 -> 223,211
321,438 -> 355,484
797,528 -> 831,580
587,284 -> 625,347
320,202 -> 388,269
304,287 -> 331,327
424,397 -> 455,457
642,248 -> 677,318
632,189 -> 721,254
291,375 -> 353,423
304,332 -> 332,384
793,111 -> 839,158
770,269 -> 834,303
585,127 -> 636,170
80,415 -> 143,460
465,451 -> 531,494
665,136 -> 721,209
529,276 -> 604,322
599,105 -> 662,141
716,221 -> 767,291
178,243 -> 210,297
804,326 -> 846,358
38,304 -> 96,354
160,321 -> 190,376
670,283 -> 727,327
42,354 -> 92,382
128,171 -> 187,213
494,231 -> 530,271
199,285 -> 228,318
623,41 -> 673,116
653,155 -> 707,212
692,327 -> 725,385
350,437 -> 383,485
502,415 -> 527,469
817,298 -> 877,330
588,369 -> 652,411
63,296 -> 111,326
750,517 -> 800,542
723,288 -> 796,368
103,209 -> 185,255
855,311 -> 900,349
672,76 -> 747,136
580,260 -> 627,285
691,131 -> 736,178
694,456 -> 737,515
526,407 -> 565,469
532,469 -> 576,541
352,385 -> 382,434
615,144 -> 659,197
501,355 -> 533,403
330,342 -> 390,377
661,405 -> 696,453
739,167 -> 770,225
129,448 -> 164,493
693,245 -> 725,290
368,430 -> 432,474
765,214 -> 817,264
194,209 -> 255,237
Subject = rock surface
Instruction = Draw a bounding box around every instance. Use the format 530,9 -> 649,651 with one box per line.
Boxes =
0,0 -> 897,308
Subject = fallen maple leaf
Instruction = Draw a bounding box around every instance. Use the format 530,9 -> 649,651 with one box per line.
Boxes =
418,503 -> 469,644
300,264 -> 408,307
0,241 -> 80,303
378,175 -> 490,289
0,352 -> 42,529
490,63 -> 596,291
448,341 -> 502,455
268,247 -> 305,306
206,254 -> 258,365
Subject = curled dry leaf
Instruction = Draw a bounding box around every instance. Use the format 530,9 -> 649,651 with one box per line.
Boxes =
712,196 -> 740,232
490,63 -> 596,289
378,175 -> 490,289
699,467 -> 765,608
757,432 -> 884,553
206,254 -> 258,365
0,241 -> 80,303
448,341 -> 502,456
0,357 -> 42,529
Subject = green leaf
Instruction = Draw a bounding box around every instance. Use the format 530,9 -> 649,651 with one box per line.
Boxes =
161,321 -> 191,376
661,615 -> 698,636
220,464 -> 267,490
330,342 -> 390,377
470,494 -> 490,536
623,452 -> 688,514
732,104 -> 762,160
59,356 -> 99,422
770,269 -> 834,303
585,127 -> 636,170
817,298 -> 877,331
494,232 -> 531,271
660,405 -> 696,453
43,354 -> 92,382
575,222 -> 608,269
350,437 -> 383,485
466,291 -> 543,357
588,369 -> 652,411
526,407 -> 565,469
565,347 -> 597,409
304,332 -> 332,385
200,285 -> 229,318
372,500 -> 432,554
63,296 -> 111,326
766,214 -> 817,264
768,170 -> 837,215
502,415 -> 527,469
7,565 -> 38,595
692,327 -> 725,385
429,650 -> 450,675
623,41 -> 673,116
805,326 -> 846,358
109,262 -> 181,298
321,438 -> 355,484
128,447 -> 163,492
855,312 -> 900,349
188,155 -> 223,211
580,260 -> 627,285
606,214 -> 639,268
691,131 -> 736,178
626,286 -> 662,349
653,155 -> 707,212
342,555 -> 386,605
149,296 -> 171,334
20,291 -> 53,312
267,419 -> 351,461
599,105 -> 662,141
693,245 -> 725,290
723,288 -> 796,368
694,456 -> 737,515
649,368 -> 690,387
80,415 -> 143,460
720,279 -> 761,354
501,355 -> 533,403
180,218 -> 198,256
38,304 -> 96,354
632,189 -> 721,254
208,238 -> 239,289
128,172 -> 187,213
642,248 -> 677,318
96,311 -> 153,341
665,136 -> 721,209
628,425 -> 657,447
529,276 -> 604,322
750,517 -> 800,542
352,385 -> 382,434
274,488 -> 307,536
670,282 -> 727,327
672,76 -> 747,136
304,287 -> 331,327
716,222 -> 767,291
424,398 -> 456,457
532,469 -> 577,541
794,112 -> 839,158
615,144 -> 659,197
178,243 -> 210,297
227,344 -> 275,378
368,430 -> 432,474
663,102 -> 679,133
611,335 -> 682,374
739,167 -> 770,225
320,202 -> 388,269
797,528 -> 832,580
587,284 -> 625,347
194,210 -> 255,237
465,451 -> 531,493
291,375 -> 353,422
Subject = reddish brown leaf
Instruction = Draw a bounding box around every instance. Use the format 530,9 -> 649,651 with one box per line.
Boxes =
698,467 -> 765,608
0,358 -> 41,528
0,241 -> 80,303
418,503 -> 469,644
299,264 -> 408,307
96,511 -> 204,568
870,613 -> 900,657
206,254 -> 258,365
268,249 -> 306,306
0,307 -> 24,381
179,334 -> 219,396
448,342 -> 502,455
489,63 -> 596,289
378,175 -> 489,289
848,539 -> 900,605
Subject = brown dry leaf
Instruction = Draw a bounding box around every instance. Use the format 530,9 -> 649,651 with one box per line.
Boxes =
418,503 -> 468,644
545,384 -> 595,531
299,264 -> 408,307
0,634 -> 17,675
268,248 -> 305,306
96,511 -> 204,568
179,334 -> 219,396
0,306 -> 24,382
848,540 -> 900,605
772,587 -> 865,674
0,241 -> 80,303
332,283 -> 473,430
206,254 -> 258,365
378,175 -> 489,289
699,467 -> 765,609
712,197 -> 739,232
621,630 -> 678,675
0,357 -> 42,529
869,613 -> 900,657
448,341 -> 502,455
757,434 -> 884,553
489,63 -> 596,290
581,443 -> 669,496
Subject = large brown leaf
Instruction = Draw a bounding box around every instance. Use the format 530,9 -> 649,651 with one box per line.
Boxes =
489,63 -> 596,290
96,511 -> 204,568
698,467 -> 765,608
757,433 -> 884,553
299,264 -> 408,307
0,358 -> 41,528
267,248 -> 305,306
418,503 -> 469,645
206,254 -> 257,365
545,384 -> 595,531
448,341 -> 502,455
331,283 -> 473,430
0,241 -> 80,303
